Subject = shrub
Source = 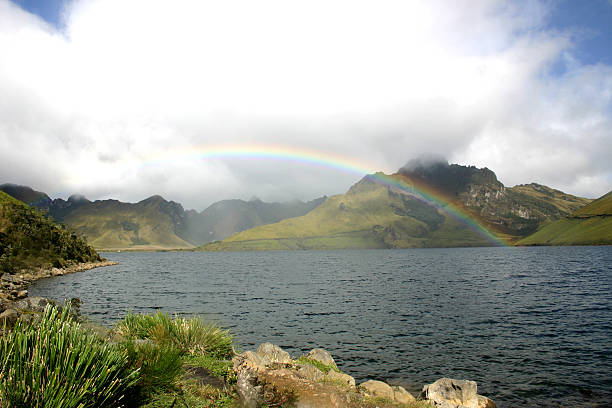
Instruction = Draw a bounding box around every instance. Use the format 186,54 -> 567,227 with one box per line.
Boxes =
116,312 -> 233,358
0,305 -> 139,408
122,341 -> 183,403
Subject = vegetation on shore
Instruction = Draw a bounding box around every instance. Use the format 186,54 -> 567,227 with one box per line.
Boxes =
0,191 -> 100,274
0,304 -> 237,408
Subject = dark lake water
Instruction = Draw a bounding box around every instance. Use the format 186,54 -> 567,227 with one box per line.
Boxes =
29,247 -> 612,407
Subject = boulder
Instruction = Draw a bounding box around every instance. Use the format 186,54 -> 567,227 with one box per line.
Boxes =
359,380 -> 394,399
477,395 -> 497,408
236,350 -> 272,372
392,385 -> 416,405
325,369 -> 356,387
0,308 -> 19,326
306,348 -> 338,369
13,296 -> 58,313
16,290 -> 28,299
296,363 -> 325,382
256,342 -> 292,364
420,378 -> 479,408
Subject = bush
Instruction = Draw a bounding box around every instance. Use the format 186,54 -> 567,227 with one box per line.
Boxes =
116,312 -> 233,358
122,341 -> 183,403
0,198 -> 100,274
0,305 -> 139,408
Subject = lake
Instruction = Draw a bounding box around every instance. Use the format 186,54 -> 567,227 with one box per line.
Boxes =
29,246 -> 612,407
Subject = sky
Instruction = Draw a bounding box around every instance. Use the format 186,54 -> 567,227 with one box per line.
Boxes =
1,0 -> 611,211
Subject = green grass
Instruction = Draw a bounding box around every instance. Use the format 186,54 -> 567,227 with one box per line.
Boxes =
573,191 -> 612,216
519,216 -> 612,245
115,312 -> 233,358
182,354 -> 234,380
113,312 -> 236,407
0,305 -> 139,408
295,356 -> 340,374
123,342 -> 184,402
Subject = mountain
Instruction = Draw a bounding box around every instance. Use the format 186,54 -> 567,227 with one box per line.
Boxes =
200,161 -> 592,251
53,195 -> 193,250
0,185 -> 325,250
397,159 -> 591,238
180,197 -> 326,244
0,183 -> 52,210
0,190 -> 100,273
519,191 -> 612,246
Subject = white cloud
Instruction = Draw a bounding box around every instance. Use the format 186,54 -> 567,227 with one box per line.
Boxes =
0,0 -> 610,209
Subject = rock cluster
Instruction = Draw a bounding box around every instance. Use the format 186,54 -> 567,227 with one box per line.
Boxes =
233,342 -> 496,408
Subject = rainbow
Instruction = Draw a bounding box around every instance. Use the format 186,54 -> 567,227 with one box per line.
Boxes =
81,144 -> 505,246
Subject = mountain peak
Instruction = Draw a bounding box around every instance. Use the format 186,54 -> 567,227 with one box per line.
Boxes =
68,194 -> 90,204
139,195 -> 168,204
399,155 -> 449,174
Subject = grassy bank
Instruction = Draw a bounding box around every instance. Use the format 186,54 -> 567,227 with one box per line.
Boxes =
0,305 -> 236,408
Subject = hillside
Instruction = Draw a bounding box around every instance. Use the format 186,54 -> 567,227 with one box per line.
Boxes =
0,183 -> 52,210
0,191 -> 100,273
0,185 -> 325,250
519,191 -> 612,246
55,195 -> 193,250
181,197 -> 326,244
200,161 -> 591,251
397,159 -> 591,238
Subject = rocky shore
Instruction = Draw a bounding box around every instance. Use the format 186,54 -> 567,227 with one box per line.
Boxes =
0,262 -> 498,408
0,260 -> 117,327
233,342 -> 496,408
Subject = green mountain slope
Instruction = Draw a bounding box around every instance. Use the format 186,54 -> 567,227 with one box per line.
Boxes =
0,191 -> 100,273
200,174 -> 494,251
181,197 -> 325,244
200,161 -> 592,251
57,195 -> 193,250
519,191 -> 612,245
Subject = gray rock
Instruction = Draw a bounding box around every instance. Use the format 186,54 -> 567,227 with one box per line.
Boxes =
392,385 -> 416,405
359,380 -> 394,399
421,378 -> 479,408
256,342 -> 292,364
0,309 -> 19,326
13,296 -> 58,312
306,348 -> 338,369
296,364 -> 325,382
325,369 -> 356,388
233,350 -> 272,373
236,368 -> 261,408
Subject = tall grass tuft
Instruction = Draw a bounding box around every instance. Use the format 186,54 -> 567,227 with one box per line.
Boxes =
122,341 -> 183,404
0,304 -> 139,408
116,311 -> 233,358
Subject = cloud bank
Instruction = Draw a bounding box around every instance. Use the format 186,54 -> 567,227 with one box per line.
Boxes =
1,0 -> 610,209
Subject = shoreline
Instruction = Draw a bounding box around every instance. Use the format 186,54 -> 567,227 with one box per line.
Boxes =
0,260 -> 117,324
